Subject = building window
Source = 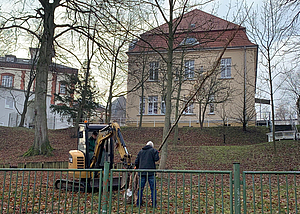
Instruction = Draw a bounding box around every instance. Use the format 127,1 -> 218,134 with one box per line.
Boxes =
148,96 -> 158,115
59,83 -> 66,94
220,58 -> 231,78
161,96 -> 166,114
139,97 -> 145,114
185,60 -> 194,79
149,62 -> 159,81
5,97 -> 14,109
1,75 -> 13,87
184,102 -> 194,114
209,95 -> 215,114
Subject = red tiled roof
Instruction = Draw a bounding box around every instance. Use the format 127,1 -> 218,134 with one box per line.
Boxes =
128,9 -> 256,53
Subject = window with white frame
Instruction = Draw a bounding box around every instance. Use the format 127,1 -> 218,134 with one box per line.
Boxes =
1,75 -> 13,87
139,97 -> 145,114
209,95 -> 215,114
59,83 -> 66,94
149,62 -> 159,81
5,97 -> 14,109
220,58 -> 231,78
185,60 -> 194,79
161,96 -> 166,114
148,96 -> 158,114
184,102 -> 194,114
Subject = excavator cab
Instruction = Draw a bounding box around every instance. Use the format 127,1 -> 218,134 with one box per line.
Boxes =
77,123 -> 114,170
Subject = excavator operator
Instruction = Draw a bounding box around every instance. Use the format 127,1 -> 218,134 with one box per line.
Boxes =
88,131 -> 98,160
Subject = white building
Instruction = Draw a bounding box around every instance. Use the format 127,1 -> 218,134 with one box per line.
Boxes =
0,51 -> 78,129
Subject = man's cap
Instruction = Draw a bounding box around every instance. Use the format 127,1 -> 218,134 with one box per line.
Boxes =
92,131 -> 98,136
146,141 -> 154,148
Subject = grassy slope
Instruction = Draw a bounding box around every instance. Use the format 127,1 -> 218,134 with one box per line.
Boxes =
0,126 -> 299,171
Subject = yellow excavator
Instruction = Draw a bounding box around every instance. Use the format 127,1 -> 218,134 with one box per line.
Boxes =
55,122 -> 132,191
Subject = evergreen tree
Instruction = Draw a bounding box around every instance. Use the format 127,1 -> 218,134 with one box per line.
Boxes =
50,72 -> 99,124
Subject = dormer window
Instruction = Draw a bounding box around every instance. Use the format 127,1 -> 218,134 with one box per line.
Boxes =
179,37 -> 199,46
191,23 -> 196,28
129,39 -> 138,50
5,55 -> 16,62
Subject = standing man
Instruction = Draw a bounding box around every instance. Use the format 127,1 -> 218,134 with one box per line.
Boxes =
134,141 -> 159,207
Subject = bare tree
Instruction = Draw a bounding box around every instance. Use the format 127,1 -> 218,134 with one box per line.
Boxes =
282,69 -> 300,118
18,48 -> 38,127
275,102 -> 290,120
125,2 -> 251,169
245,0 -> 295,152
195,72 -> 231,129
0,0 -> 125,155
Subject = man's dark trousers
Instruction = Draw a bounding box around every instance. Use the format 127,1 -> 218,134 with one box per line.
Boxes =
136,174 -> 156,207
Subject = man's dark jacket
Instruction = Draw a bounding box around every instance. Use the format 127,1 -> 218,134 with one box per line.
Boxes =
135,145 -> 159,175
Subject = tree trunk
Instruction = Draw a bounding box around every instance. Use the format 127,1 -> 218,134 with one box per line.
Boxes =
19,67 -> 36,127
30,1 -> 58,156
139,60 -> 146,128
174,52 -> 184,141
268,51 -> 276,154
199,101 -> 204,129
74,10 -> 94,136
242,47 -> 247,132
160,7 -> 174,169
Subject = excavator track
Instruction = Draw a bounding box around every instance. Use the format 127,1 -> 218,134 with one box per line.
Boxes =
55,179 -> 91,192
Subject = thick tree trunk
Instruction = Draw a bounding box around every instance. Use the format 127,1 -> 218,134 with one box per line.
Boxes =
31,1 -> 57,155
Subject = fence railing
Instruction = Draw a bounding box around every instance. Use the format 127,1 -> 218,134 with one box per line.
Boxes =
242,171 -> 300,214
110,168 -> 233,214
0,168 -> 104,214
0,161 -> 69,169
0,164 -> 299,214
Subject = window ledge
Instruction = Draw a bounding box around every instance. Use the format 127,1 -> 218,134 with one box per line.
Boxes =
183,113 -> 196,116
219,77 -> 233,80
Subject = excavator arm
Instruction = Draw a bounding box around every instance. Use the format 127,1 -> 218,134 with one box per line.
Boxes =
111,122 -> 132,169
89,122 -> 132,169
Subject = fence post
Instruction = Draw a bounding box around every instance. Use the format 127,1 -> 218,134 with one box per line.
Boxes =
102,162 -> 110,213
233,163 -> 241,214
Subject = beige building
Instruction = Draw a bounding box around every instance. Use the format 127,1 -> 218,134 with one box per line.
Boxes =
126,9 -> 258,127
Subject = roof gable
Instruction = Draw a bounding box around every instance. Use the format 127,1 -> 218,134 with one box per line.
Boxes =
128,9 -> 256,53
145,9 -> 241,35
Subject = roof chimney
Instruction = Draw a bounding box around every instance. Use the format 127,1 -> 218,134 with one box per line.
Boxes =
29,48 -> 39,60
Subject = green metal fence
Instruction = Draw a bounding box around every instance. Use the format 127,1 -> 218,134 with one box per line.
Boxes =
109,169 -> 233,213
242,171 -> 300,214
0,168 -> 104,214
0,164 -> 299,214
